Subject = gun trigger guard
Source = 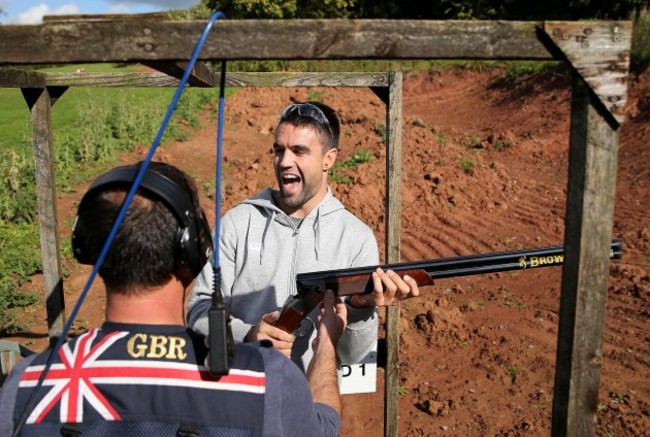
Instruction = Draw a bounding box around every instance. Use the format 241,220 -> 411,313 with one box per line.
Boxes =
294,317 -> 315,338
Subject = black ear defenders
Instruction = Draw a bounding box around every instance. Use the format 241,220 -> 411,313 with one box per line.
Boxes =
71,165 -> 213,277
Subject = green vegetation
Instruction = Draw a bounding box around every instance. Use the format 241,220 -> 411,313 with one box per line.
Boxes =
459,158 -> 475,174
330,148 -> 373,184
632,6 -> 650,71
374,123 -> 387,143
0,223 -> 41,334
503,291 -> 528,310
507,365 -> 522,381
205,0 -> 644,20
306,89 -> 324,102
412,117 -> 448,145
0,63 -> 224,333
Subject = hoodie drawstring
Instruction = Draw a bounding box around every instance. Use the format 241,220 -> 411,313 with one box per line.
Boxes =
313,208 -> 321,261
260,210 -> 275,265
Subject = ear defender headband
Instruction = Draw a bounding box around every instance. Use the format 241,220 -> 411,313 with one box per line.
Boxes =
71,165 -> 213,278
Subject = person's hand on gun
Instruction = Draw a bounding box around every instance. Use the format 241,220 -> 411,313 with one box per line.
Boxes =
347,268 -> 421,308
245,311 -> 295,358
313,289 -> 348,351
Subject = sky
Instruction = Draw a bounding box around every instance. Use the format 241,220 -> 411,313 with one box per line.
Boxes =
0,0 -> 200,24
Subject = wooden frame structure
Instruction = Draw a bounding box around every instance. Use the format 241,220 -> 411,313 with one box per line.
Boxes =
0,16 -> 633,437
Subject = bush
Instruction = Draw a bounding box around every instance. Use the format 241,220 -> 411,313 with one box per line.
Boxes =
0,222 -> 41,334
0,150 -> 37,224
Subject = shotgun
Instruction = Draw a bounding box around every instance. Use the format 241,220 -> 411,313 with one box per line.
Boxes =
274,239 -> 623,333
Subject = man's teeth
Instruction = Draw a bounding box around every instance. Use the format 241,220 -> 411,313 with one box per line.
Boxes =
283,175 -> 300,183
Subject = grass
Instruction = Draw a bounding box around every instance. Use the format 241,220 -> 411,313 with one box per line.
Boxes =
507,365 -> 522,381
0,63 -> 228,153
0,89 -> 33,152
330,148 -> 374,184
0,63 -> 228,333
459,158 -> 475,174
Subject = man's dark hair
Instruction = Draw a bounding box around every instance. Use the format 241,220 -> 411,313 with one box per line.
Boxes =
278,101 -> 341,150
76,162 -> 200,293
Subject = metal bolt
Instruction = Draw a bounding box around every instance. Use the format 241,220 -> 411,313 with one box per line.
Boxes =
613,35 -> 621,43
561,33 -> 570,41
581,41 -> 589,48
609,96 -> 620,103
552,28 -> 561,36
143,28 -> 152,36
583,28 -> 592,35
144,43 -> 154,52
612,25 -> 620,33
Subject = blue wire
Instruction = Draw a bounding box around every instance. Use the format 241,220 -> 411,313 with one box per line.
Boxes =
14,11 -> 227,436
214,61 -> 226,270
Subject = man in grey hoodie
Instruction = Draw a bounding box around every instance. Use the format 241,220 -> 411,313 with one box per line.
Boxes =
187,102 -> 420,372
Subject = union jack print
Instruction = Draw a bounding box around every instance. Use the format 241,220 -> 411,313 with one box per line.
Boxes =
19,329 -> 265,425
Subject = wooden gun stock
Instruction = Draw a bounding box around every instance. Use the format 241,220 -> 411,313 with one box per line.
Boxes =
274,239 -> 623,334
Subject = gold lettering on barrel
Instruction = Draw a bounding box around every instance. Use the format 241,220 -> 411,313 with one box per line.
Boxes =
528,254 -> 564,268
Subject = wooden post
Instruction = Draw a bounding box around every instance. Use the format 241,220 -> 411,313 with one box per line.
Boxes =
384,71 -> 403,437
22,87 -> 67,346
551,72 -> 620,436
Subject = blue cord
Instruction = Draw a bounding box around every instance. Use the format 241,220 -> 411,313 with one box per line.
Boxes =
214,60 -> 226,270
14,11 -> 227,436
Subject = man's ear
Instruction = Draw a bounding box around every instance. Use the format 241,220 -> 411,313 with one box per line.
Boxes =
322,148 -> 338,171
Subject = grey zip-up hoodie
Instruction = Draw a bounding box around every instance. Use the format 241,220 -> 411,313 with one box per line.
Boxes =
187,187 -> 378,372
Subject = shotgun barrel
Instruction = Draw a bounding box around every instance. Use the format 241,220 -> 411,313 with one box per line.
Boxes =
275,239 -> 622,333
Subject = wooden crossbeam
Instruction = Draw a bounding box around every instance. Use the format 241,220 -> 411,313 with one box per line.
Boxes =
0,70 -> 390,88
542,21 -> 632,123
143,61 -> 218,87
0,19 -> 554,64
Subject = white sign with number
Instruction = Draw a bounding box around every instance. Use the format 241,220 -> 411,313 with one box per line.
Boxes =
338,340 -> 377,394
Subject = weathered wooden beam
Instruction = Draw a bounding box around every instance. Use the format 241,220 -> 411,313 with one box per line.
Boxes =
552,72 -> 620,437
143,61 -> 218,87
3,70 -> 390,88
0,68 -> 46,87
542,21 -> 631,123
216,71 -> 390,87
384,71 -> 403,437
42,71 -> 181,87
0,19 -> 557,64
24,87 -> 67,346
43,12 -> 170,23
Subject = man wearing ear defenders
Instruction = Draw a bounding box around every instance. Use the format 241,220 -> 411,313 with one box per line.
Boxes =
188,102 -> 420,373
0,162 -> 344,436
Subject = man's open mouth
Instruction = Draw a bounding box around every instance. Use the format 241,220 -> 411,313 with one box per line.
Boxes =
282,174 -> 301,185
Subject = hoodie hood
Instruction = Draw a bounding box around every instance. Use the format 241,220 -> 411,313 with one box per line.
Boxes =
242,187 -> 345,263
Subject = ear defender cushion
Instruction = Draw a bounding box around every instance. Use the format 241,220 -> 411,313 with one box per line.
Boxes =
71,165 -> 213,277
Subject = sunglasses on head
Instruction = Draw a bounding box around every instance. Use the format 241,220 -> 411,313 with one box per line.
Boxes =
279,103 -> 334,145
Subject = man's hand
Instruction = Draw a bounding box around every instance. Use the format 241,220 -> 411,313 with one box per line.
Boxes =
312,290 -> 348,351
245,311 -> 294,358
348,268 -> 421,308
307,290 -> 347,415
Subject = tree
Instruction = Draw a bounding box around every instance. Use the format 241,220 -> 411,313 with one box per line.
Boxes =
203,0 -> 647,20
203,0 -> 353,19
